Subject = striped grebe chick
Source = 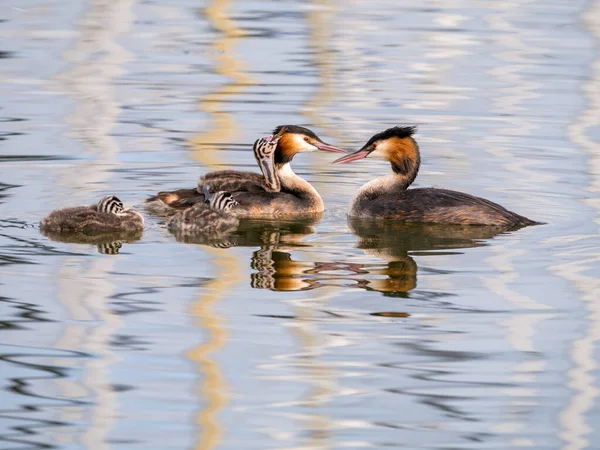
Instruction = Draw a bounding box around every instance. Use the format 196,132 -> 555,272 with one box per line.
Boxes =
333,126 -> 541,227
146,125 -> 346,219
41,195 -> 144,233
167,189 -> 239,234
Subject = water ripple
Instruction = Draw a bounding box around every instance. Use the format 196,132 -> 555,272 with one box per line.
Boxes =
1,0 -> 598,448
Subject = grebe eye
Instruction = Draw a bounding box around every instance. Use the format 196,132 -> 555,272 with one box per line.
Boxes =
304,137 -> 310,142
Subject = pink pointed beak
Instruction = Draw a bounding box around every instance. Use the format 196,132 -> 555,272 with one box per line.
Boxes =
332,149 -> 371,163
314,142 -> 347,154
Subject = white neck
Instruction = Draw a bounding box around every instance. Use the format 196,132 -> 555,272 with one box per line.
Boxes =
349,174 -> 400,214
277,163 -> 296,182
277,163 -> 323,207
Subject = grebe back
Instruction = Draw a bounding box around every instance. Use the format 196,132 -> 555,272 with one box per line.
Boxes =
167,189 -> 240,234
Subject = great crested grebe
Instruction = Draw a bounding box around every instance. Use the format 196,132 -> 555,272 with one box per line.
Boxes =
145,125 -> 346,219
333,126 -> 541,227
41,195 -> 144,233
168,188 -> 239,234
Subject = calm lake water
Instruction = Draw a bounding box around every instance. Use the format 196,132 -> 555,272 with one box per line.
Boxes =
2,0 -> 600,449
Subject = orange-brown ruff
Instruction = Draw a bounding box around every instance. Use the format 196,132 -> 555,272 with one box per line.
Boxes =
333,126 -> 541,227
145,125 -> 345,219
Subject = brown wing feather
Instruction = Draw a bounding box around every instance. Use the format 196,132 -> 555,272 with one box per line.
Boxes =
146,188 -> 204,209
198,170 -> 267,193
358,188 -> 539,227
228,190 -> 322,219
145,170 -> 271,216
199,170 -> 261,181
168,204 -> 239,234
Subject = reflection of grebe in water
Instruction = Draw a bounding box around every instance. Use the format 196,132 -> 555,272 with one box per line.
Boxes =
169,215 -> 319,252
250,219 -> 510,296
249,248 -> 417,294
145,126 -> 346,219
40,228 -> 143,255
347,218 -> 510,296
333,126 -> 542,227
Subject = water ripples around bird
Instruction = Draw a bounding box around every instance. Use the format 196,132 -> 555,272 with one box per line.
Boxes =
2,0 -> 600,448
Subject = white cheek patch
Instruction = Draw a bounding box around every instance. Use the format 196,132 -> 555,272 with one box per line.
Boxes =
291,134 -> 316,152
370,147 -> 387,159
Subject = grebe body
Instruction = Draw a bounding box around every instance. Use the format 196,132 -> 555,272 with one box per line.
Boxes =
168,190 -> 239,234
145,125 -> 345,219
41,195 -> 144,233
334,127 -> 541,228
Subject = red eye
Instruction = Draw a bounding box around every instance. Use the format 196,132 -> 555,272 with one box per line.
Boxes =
304,137 -> 310,142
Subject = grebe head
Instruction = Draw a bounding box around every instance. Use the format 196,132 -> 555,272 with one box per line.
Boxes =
272,125 -> 346,164
253,127 -> 285,161
97,195 -> 124,214
209,191 -> 239,212
333,126 -> 418,164
253,130 -> 285,191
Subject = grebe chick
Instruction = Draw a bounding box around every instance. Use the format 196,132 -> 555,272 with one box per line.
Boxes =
333,126 -> 541,227
148,129 -> 285,215
41,195 -> 144,233
199,128 -> 284,194
145,125 -> 346,219
167,189 -> 239,234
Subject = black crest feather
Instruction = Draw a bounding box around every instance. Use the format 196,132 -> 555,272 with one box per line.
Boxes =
362,126 -> 417,150
272,125 -> 320,141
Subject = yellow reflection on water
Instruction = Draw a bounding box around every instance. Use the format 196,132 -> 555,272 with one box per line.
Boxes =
186,0 -> 251,448
190,0 -> 254,167
302,0 -> 341,144
292,5 -> 339,443
186,246 -> 245,450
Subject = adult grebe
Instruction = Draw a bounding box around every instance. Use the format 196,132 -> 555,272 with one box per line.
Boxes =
41,195 -> 144,232
145,125 -> 346,219
333,126 -> 541,227
168,188 -> 239,234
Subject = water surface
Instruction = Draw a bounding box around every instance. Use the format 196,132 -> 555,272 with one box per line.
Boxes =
2,0 -> 600,449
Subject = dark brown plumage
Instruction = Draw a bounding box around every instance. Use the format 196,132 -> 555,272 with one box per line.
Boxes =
168,206 -> 239,234
334,126 -> 542,228
167,191 -> 239,234
351,188 -> 539,227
